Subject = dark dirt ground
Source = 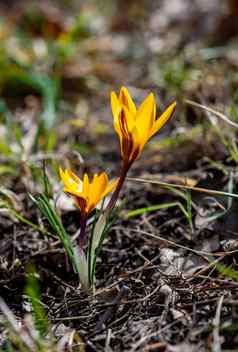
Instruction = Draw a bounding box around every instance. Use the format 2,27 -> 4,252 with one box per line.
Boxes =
1,0 -> 238,351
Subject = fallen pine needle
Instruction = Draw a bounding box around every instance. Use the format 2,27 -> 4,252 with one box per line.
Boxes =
185,99 -> 238,128
127,177 -> 238,199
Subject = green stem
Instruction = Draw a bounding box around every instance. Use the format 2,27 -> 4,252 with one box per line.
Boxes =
79,215 -> 87,250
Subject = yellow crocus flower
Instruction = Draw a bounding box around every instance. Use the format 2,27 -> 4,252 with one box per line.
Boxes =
59,168 -> 118,216
111,87 -> 176,167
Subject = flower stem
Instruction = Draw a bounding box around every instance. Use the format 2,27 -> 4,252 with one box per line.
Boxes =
79,215 -> 87,250
105,164 -> 129,213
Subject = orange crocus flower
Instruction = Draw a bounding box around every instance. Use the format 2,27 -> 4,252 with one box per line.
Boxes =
59,168 -> 118,216
111,87 -> 176,167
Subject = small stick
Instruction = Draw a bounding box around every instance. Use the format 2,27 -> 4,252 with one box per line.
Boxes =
212,295 -> 224,352
127,177 -> 238,199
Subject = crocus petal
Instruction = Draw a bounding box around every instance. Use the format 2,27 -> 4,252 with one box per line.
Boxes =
118,108 -> 134,162
119,105 -> 135,134
128,125 -> 142,163
74,196 -> 87,214
111,92 -> 122,127
63,186 -> 88,200
91,173 -> 108,204
119,87 -> 137,115
86,173 -> 108,213
98,172 -> 109,186
67,169 -> 81,183
149,101 -> 176,138
60,168 -> 81,192
82,174 -> 90,195
59,168 -> 69,186
135,93 -> 156,145
67,170 -> 83,192
102,178 -> 118,197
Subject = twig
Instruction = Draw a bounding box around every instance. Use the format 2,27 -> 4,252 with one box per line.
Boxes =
105,329 -> 112,352
127,176 -> 238,199
130,228 -> 238,258
185,99 -> 238,128
129,319 -> 183,352
212,296 -> 224,352
125,284 -> 161,304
